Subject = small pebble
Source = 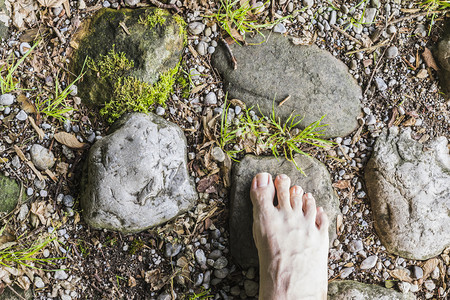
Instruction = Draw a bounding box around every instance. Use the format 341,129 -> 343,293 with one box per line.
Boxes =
386,46 -> 399,59
360,255 -> 378,270
34,276 -> 45,289
156,107 -> 165,116
273,23 -> 287,34
340,267 -> 354,279
63,195 -> 74,207
165,243 -> 182,258
19,42 -> 31,56
0,94 -> 14,106
205,91 -> 217,105
16,110 -> 28,121
211,147 -> 225,162
374,77 -> 387,92
103,1 -> 111,8
189,22 -> 205,35
197,41 -> 208,56
54,270 -> 69,280
195,249 -> 207,265
213,257 -> 228,269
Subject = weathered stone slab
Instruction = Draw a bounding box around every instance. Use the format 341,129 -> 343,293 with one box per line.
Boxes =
81,113 -> 197,233
72,7 -> 185,106
365,127 -> 450,260
212,32 -> 362,138
436,19 -> 450,96
0,0 -> 10,40
0,173 -> 23,214
230,155 -> 340,268
328,281 -> 415,300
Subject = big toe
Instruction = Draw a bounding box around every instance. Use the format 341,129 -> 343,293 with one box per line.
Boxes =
250,173 -> 275,211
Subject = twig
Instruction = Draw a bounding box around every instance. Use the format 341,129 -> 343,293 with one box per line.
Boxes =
278,95 -> 291,107
401,56 -> 416,70
118,21 -> 131,35
363,34 -> 396,95
331,24 -> 363,46
51,26 -> 66,44
345,39 -> 389,55
388,9 -> 450,25
221,37 -> 237,70
148,0 -> 181,13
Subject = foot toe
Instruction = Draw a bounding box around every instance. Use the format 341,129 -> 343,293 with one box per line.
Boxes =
289,185 -> 303,210
302,192 -> 317,222
250,173 -> 275,211
274,174 -> 291,209
315,207 -> 329,232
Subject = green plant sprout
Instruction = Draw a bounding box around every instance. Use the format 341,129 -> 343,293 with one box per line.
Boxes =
219,97 -> 333,175
0,41 -> 39,94
188,288 -> 213,300
0,229 -> 64,271
208,0 -> 290,44
419,0 -> 450,35
342,0 -> 371,31
35,58 -> 88,122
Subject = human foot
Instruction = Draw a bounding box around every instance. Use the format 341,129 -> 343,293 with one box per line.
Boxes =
250,173 -> 329,300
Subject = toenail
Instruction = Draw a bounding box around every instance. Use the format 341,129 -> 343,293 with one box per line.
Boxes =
293,186 -> 301,194
256,173 -> 269,187
306,193 -> 313,199
278,174 -> 288,179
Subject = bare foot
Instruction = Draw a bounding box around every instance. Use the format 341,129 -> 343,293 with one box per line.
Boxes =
250,173 -> 329,300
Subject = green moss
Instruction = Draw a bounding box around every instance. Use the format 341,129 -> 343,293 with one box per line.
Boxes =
176,68 -> 190,99
173,14 -> 187,44
99,63 -> 179,123
86,46 -> 134,79
128,239 -> 144,255
138,8 -> 168,28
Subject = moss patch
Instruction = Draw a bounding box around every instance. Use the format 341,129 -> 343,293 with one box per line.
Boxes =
138,8 -> 168,28
87,47 -> 179,123
0,174 -> 23,213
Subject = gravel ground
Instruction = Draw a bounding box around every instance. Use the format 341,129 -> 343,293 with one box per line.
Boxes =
0,0 -> 449,299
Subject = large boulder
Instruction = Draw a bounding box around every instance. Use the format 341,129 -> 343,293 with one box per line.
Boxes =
211,32 -> 362,138
0,0 -> 10,40
365,127 -> 450,260
328,281 -> 415,300
81,113 -> 198,233
71,7 -> 185,107
436,19 -> 450,96
230,155 -> 340,268
0,173 -> 23,214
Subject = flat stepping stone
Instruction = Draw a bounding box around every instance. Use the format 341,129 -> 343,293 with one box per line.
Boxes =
0,0 -> 10,40
229,155 -> 340,268
0,173 -> 24,214
72,7 -> 185,107
212,32 -> 362,138
365,127 -> 450,260
328,280 -> 415,300
81,113 -> 197,233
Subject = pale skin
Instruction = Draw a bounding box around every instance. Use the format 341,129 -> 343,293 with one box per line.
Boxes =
250,173 -> 329,300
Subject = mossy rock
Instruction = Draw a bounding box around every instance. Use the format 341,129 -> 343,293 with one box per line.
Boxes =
71,7 -> 185,107
328,281 -> 415,300
0,284 -> 33,300
0,0 -> 10,40
0,173 -> 24,214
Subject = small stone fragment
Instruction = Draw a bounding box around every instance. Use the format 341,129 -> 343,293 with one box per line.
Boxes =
15,110 -> 28,121
197,41 -> 208,56
244,280 -> 259,297
30,144 -> 55,171
375,77 -> 388,91
0,94 -> 14,106
386,46 -> 399,58
211,147 -> 225,163
413,266 -> 423,279
360,255 -> 378,270
189,22 -> 205,35
195,249 -> 206,265
165,243 -> 182,258
54,270 -> 69,280
213,257 -> 228,269
34,276 -> 45,288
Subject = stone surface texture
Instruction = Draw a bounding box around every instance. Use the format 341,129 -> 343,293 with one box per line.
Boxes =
0,173 -> 23,213
328,281 -> 415,300
212,32 -> 362,138
0,284 -> 32,300
81,113 -> 197,233
365,127 -> 450,260
436,19 -> 450,96
72,8 -> 184,106
30,144 -> 55,171
230,155 -> 340,268
0,0 -> 10,40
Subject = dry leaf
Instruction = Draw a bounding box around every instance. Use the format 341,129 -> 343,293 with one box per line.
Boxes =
390,268 -> 413,283
54,132 -> 87,149
144,269 -> 169,291
402,117 -> 416,127
332,180 -> 351,190
17,94 -> 36,114
28,116 -> 44,140
128,276 -> 137,288
14,145 -> 27,161
36,0 -> 66,8
30,201 -> 47,225
19,28 -> 40,43
16,275 -> 31,291
422,48 -> 439,71
221,154 -> 232,188
336,214 -> 343,235
229,98 -> 246,110
421,258 -> 440,280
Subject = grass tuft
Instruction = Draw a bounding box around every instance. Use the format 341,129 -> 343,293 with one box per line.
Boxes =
138,8 -> 169,28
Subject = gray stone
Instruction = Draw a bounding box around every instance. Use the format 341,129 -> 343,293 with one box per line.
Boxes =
204,91 -> 217,105
375,77 -> 387,91
365,127 -> 450,260
124,0 -> 140,6
436,19 -> 450,95
197,41 -> 208,56
63,195 -> 74,207
34,276 -> 45,288
303,0 -> 314,7
412,266 -> 423,279
230,155 -> 340,268
424,280 -> 436,291
328,281 -> 415,299
360,255 -> 378,270
211,146 -> 225,162
19,42 -> 31,56
195,249 -> 206,265
17,204 -> 28,221
364,8 -> 377,24
54,270 -> 69,280
165,243 -> 182,257
214,268 -> 229,279
386,46 -> 399,58
211,32 -> 361,138
188,22 -> 205,35
0,0 -> 10,41
30,144 -> 55,171
72,8 -> 185,107
348,239 -> 364,253
340,267 -> 354,279
15,110 -> 28,121
0,173 -> 24,213
0,93 -> 14,105
398,282 -> 411,294
213,257 -> 228,269
81,113 -> 197,233
273,23 -> 287,34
